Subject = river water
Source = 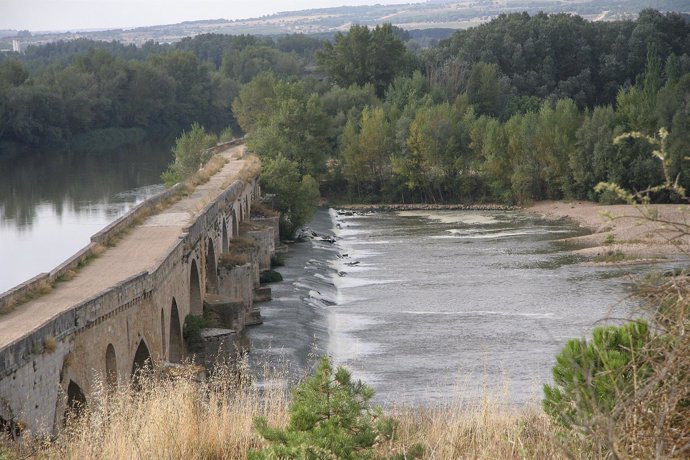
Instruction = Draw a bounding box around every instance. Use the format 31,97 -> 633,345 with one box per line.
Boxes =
248,208 -> 642,406
0,144 -> 649,406
0,143 -> 172,293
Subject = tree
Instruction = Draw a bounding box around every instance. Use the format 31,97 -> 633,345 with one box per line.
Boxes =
543,321 -> 650,435
317,24 -> 412,96
342,106 -> 395,200
261,153 -> 320,238
161,122 -> 218,186
250,356 -> 396,460
242,78 -> 330,177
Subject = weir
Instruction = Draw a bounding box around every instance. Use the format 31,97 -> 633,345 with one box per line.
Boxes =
0,142 -> 278,435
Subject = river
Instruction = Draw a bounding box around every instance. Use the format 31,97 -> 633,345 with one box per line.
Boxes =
0,142 -> 172,293
247,207 -> 644,406
0,146 -> 648,406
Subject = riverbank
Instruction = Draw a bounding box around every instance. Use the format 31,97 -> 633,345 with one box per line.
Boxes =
527,200 -> 690,264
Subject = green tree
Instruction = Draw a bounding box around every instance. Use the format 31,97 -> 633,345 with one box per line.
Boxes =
317,24 -> 412,96
572,106 -> 616,200
544,321 -> 650,432
342,106 -> 394,200
261,153 -> 320,238
250,356 -> 396,460
161,122 -> 218,186
241,78 -> 330,177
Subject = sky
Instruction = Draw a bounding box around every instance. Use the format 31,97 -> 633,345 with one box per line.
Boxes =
1,0 -> 407,32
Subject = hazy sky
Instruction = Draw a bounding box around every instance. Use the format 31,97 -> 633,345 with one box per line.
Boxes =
2,0 -> 407,32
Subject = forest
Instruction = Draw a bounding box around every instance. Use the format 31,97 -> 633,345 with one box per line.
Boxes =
1,9 -> 689,217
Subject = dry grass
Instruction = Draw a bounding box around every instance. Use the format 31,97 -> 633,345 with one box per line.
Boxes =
190,154 -> 228,187
385,398 -> 565,459
240,221 -> 268,232
250,203 -> 279,218
229,237 -> 258,250
222,154 -> 260,189
43,336 -> 57,354
219,252 -> 250,269
16,362 -> 289,460
0,360 -> 572,460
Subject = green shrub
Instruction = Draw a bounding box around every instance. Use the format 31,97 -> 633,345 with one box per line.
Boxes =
271,254 -> 285,267
543,320 -> 650,432
182,314 -> 210,345
161,123 -> 219,187
219,126 -> 235,143
260,270 -> 283,284
250,356 -> 397,459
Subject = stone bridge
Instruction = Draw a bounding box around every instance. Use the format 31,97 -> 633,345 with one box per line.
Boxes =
0,143 -> 278,435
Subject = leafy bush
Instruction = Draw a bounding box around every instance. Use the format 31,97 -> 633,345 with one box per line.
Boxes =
250,356 -> 397,459
161,123 -> 218,186
271,254 -> 285,267
219,126 -> 235,143
182,314 -> 210,345
260,270 -> 283,284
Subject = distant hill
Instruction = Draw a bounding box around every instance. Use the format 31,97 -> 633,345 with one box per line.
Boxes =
2,0 -> 688,50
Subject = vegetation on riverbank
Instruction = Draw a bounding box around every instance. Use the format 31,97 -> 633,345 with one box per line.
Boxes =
0,357 -> 564,459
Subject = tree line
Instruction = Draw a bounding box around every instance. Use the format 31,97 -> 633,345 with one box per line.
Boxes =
232,10 -> 690,214
2,10 -> 690,221
0,33 -> 319,146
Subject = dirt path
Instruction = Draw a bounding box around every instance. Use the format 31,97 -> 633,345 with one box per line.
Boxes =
0,145 -> 247,349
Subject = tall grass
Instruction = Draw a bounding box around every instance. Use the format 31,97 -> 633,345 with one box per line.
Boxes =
25,361 -> 289,460
4,360 -> 570,460
387,398 -> 563,459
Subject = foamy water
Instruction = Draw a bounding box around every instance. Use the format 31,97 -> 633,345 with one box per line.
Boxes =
248,208 -> 653,406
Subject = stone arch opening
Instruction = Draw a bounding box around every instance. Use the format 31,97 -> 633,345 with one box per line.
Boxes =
160,309 -> 166,359
169,299 -> 183,363
222,219 -> 229,253
65,380 -> 86,421
231,210 -> 239,237
131,339 -> 152,389
105,344 -> 117,388
189,259 -> 202,316
205,238 -> 218,294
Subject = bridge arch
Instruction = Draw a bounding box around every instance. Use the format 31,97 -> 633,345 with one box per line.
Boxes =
65,380 -> 86,421
231,209 -> 239,237
222,218 -> 229,253
160,309 -> 166,359
205,238 -> 218,294
131,339 -> 152,388
169,299 -> 183,363
105,344 -> 117,387
189,259 -> 202,316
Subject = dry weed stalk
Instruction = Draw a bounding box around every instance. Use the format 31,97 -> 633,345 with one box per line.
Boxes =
26,359 -> 289,460
384,396 -> 564,459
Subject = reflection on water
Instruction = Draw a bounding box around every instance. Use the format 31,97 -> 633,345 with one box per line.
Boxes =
248,208 -> 649,406
0,142 -> 172,293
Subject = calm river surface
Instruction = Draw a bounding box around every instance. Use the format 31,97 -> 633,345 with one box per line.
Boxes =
0,143 -> 172,293
248,208 -> 643,406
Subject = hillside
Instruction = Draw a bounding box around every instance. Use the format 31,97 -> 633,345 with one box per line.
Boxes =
2,0 -> 688,50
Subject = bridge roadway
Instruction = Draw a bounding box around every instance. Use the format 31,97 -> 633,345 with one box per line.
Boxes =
0,144 -> 246,351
